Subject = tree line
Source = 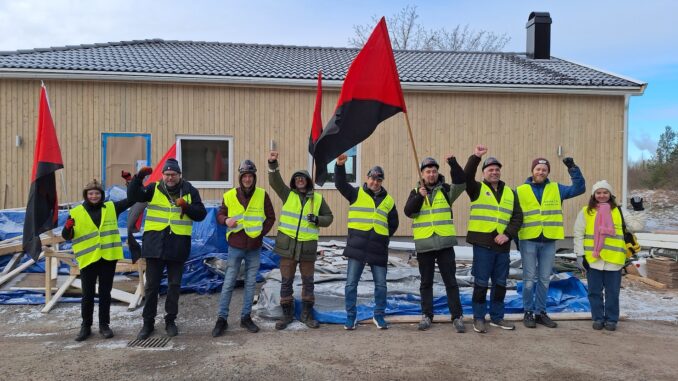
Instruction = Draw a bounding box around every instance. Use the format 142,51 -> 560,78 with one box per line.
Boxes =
629,126 -> 678,189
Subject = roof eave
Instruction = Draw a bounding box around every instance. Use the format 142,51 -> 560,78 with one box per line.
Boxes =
0,68 -> 645,96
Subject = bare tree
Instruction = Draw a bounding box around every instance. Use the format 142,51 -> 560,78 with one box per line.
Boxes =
349,5 -> 510,52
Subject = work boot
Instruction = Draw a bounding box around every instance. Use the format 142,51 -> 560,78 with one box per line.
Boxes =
452,317 -> 466,333
99,325 -> 114,339
165,321 -> 178,337
523,311 -> 536,328
275,302 -> 295,330
535,311 -> 558,328
212,317 -> 227,337
417,315 -> 432,331
240,315 -> 260,333
75,325 -> 91,342
592,320 -> 604,330
300,301 -> 320,329
490,319 -> 515,330
473,318 -> 487,334
604,322 -> 617,331
137,323 -> 154,340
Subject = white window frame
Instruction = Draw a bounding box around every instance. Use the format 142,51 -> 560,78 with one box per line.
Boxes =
175,135 -> 234,189
308,144 -> 362,190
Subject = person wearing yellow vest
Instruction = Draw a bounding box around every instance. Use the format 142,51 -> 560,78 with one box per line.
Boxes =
573,180 -> 625,331
404,155 -> 467,333
127,158 -> 207,340
62,179 -> 131,341
266,150 -> 333,330
335,153 -> 399,330
211,159 -> 276,337
517,157 -> 585,329
464,145 -> 523,334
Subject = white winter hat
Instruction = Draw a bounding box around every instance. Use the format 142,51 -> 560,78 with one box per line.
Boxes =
591,180 -> 614,195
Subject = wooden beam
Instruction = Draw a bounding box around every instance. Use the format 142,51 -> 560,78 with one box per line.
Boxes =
1,253 -> 22,275
0,252 -> 44,286
41,275 -> 77,313
626,274 -> 668,289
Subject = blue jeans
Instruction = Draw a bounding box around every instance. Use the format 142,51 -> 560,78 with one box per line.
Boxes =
217,247 -> 261,319
586,268 -> 622,323
471,245 -> 510,321
519,240 -> 556,313
345,258 -> 387,319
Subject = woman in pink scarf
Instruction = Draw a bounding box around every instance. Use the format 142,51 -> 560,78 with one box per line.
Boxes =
573,180 -> 625,331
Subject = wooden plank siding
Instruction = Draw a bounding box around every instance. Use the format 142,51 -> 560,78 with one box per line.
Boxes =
0,79 -> 624,237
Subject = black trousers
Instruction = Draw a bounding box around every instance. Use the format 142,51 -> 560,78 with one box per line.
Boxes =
142,258 -> 184,325
80,258 -> 117,327
418,247 -> 463,319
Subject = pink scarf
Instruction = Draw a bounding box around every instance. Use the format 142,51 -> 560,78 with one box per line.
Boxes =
593,203 -> 615,258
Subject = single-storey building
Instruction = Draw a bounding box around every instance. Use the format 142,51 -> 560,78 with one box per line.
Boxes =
0,13 -> 646,237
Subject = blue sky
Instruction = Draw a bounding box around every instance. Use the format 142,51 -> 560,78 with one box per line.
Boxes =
1,0 -> 675,162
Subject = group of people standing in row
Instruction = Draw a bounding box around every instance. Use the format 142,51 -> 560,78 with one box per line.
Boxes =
61,144 -> 629,342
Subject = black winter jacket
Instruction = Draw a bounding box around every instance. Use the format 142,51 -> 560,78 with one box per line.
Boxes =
335,163 -> 399,266
127,175 -> 207,262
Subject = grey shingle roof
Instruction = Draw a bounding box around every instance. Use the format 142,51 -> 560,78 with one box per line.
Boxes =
0,39 -> 642,88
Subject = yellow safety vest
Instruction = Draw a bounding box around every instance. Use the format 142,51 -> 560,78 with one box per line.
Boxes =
468,182 -> 515,235
582,206 -> 626,265
347,187 -> 394,236
516,182 -> 564,240
278,192 -> 322,242
412,188 -> 456,240
224,187 -> 266,240
144,183 -> 193,236
70,201 -> 123,269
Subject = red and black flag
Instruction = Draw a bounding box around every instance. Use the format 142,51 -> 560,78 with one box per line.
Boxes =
312,17 -> 406,185
308,70 -> 323,154
22,84 -> 64,261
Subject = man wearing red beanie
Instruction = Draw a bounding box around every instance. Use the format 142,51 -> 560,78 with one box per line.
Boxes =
516,156 -> 585,329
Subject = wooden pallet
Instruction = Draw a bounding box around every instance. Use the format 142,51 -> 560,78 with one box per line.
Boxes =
646,257 -> 678,288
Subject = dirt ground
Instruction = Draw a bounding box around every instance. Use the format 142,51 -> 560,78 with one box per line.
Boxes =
2,284 -> 678,381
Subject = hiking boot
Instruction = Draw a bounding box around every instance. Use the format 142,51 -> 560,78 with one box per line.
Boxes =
536,311 -> 558,328
473,318 -> 487,334
99,325 -> 114,339
75,325 -> 91,342
299,301 -> 320,329
417,315 -> 432,331
523,311 -> 536,328
604,322 -> 617,331
275,303 -> 294,330
344,316 -> 357,330
212,317 -> 227,337
137,323 -> 154,340
165,321 -> 178,337
592,320 -> 604,330
490,319 -> 515,330
373,315 -> 389,330
240,315 -> 260,333
453,317 -> 465,333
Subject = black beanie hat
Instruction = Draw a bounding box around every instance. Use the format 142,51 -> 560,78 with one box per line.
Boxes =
163,158 -> 181,173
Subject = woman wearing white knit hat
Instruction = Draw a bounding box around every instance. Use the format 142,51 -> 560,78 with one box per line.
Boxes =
573,180 -> 625,331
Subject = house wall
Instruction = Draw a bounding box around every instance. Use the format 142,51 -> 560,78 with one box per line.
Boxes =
0,78 -> 625,236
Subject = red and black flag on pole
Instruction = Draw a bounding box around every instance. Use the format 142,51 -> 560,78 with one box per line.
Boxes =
308,70 -> 323,154
311,17 -> 406,185
22,84 -> 64,261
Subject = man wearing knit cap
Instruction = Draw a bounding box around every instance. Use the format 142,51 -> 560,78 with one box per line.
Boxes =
516,156 -> 585,329
212,159 -> 276,337
128,157 -> 207,340
463,145 -> 523,333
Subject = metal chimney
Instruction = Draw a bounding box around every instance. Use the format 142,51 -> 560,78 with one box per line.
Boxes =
526,12 -> 551,59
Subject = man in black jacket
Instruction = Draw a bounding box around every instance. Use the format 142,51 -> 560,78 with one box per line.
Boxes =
463,145 -> 523,334
335,153 -> 399,330
127,158 -> 207,340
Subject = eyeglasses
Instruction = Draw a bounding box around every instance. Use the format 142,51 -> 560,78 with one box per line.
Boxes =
163,172 -> 180,178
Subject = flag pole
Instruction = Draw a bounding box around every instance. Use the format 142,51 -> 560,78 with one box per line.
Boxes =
404,112 -> 423,180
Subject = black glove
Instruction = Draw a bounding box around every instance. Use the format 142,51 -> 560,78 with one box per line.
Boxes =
306,214 -> 319,225
562,157 -> 576,169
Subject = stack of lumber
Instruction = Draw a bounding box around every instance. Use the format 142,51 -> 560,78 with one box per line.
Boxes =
646,257 -> 678,288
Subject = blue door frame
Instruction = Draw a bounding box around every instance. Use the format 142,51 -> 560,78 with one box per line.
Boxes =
101,133 -> 151,188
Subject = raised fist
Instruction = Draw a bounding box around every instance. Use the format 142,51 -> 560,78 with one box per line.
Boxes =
336,154 -> 348,166
474,145 -> 488,158
137,166 -> 153,178
268,150 -> 279,163
121,170 -> 132,181
562,157 -> 576,169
